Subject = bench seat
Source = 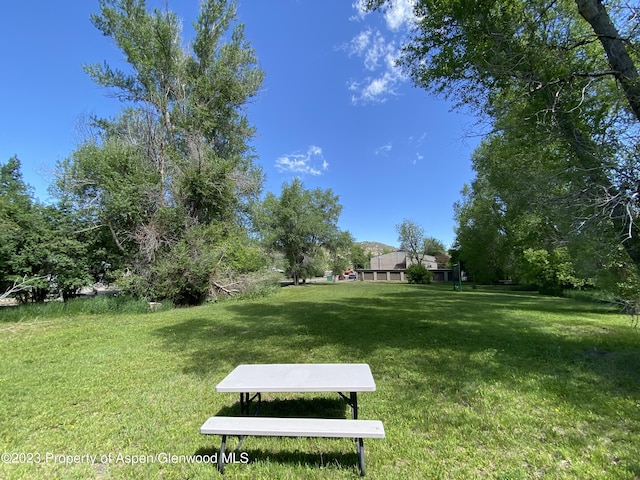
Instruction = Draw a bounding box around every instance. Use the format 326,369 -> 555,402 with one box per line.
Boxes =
201,416 -> 385,438
200,416 -> 385,476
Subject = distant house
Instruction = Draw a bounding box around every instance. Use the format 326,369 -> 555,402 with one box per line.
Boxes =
369,251 -> 438,270
358,250 -> 452,282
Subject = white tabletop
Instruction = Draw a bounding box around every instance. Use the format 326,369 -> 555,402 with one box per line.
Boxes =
215,363 -> 376,393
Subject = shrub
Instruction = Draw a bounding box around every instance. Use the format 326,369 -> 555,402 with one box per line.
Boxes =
406,264 -> 432,284
520,247 -> 586,296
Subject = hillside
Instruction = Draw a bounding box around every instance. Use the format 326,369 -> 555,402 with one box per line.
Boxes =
357,241 -> 398,257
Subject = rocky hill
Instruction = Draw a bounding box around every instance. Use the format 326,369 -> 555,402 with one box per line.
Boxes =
356,241 -> 398,257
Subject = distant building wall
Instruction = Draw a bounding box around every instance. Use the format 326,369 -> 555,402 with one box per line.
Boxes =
431,269 -> 452,282
357,270 -> 406,282
356,269 -> 453,282
406,256 -> 438,270
369,251 -> 407,270
362,250 -> 450,283
370,251 -> 438,270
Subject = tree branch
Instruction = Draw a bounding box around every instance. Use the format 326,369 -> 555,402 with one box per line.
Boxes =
575,0 -> 640,121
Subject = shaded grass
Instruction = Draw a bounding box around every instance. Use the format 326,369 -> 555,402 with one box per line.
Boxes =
1,282 -> 639,479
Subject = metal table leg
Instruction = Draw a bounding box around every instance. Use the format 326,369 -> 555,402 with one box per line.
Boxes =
239,392 -> 261,415
356,437 -> 365,476
237,392 -> 262,453
218,435 -> 227,473
350,391 -> 358,419
338,391 -> 359,419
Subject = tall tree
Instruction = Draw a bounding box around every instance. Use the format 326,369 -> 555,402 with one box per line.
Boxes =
326,230 -> 355,280
1,157 -> 91,302
0,157 -> 40,298
367,0 -> 640,296
57,0 -> 265,304
396,219 -> 443,267
350,243 -> 370,270
453,181 -> 513,284
256,179 -> 346,285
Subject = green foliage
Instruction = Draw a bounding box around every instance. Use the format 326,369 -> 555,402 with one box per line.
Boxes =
230,270 -> 283,300
1,157 -> 38,291
423,236 -> 446,256
367,0 -> 640,297
256,178 -> 347,285
55,0 -> 266,305
593,247 -> 640,323
40,205 -> 93,301
1,157 -> 95,302
453,182 -> 512,284
406,263 -> 432,284
326,231 -> 354,278
117,223 -> 269,305
396,218 -> 425,264
350,243 -> 369,270
520,248 -> 588,295
143,239 -> 215,306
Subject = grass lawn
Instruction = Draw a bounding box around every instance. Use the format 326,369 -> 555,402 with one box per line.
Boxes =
1,282 -> 639,479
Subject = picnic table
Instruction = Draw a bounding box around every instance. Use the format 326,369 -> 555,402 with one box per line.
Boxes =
214,363 -> 377,418
201,363 -> 384,476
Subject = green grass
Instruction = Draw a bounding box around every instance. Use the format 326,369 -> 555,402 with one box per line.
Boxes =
1,282 -> 639,479
0,294 -> 158,323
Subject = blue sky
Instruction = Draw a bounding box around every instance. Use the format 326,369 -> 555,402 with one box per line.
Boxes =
0,0 -> 480,248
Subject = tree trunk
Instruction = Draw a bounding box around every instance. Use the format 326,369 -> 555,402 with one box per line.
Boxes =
575,0 -> 640,122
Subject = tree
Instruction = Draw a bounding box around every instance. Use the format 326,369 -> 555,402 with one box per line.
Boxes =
1,157 -> 92,302
326,231 -> 355,280
0,157 -> 45,300
256,179 -> 346,285
57,0 -> 265,304
453,181 -> 514,284
423,236 -> 446,256
396,219 -> 442,267
350,243 -> 370,270
519,247 -> 589,295
0,157 -> 31,285
366,0 -> 640,299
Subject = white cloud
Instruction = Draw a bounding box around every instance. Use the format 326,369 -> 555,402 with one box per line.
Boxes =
308,145 -> 322,156
383,0 -> 417,31
275,145 -> 329,176
364,31 -> 393,71
364,76 -> 390,98
346,3 -> 411,105
350,0 -> 370,21
351,0 -> 417,29
348,28 -> 372,57
408,131 -> 428,146
375,142 -> 393,155
350,68 -> 404,104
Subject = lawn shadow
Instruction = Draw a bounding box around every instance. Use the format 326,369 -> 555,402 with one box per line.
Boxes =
214,397 -> 349,419
153,284 -> 640,412
196,396 -> 362,475
194,445 -> 360,475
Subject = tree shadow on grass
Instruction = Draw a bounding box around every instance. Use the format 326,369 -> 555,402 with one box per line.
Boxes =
194,444 -> 361,476
153,285 -> 640,412
196,397 -> 363,475
214,397 -> 349,419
